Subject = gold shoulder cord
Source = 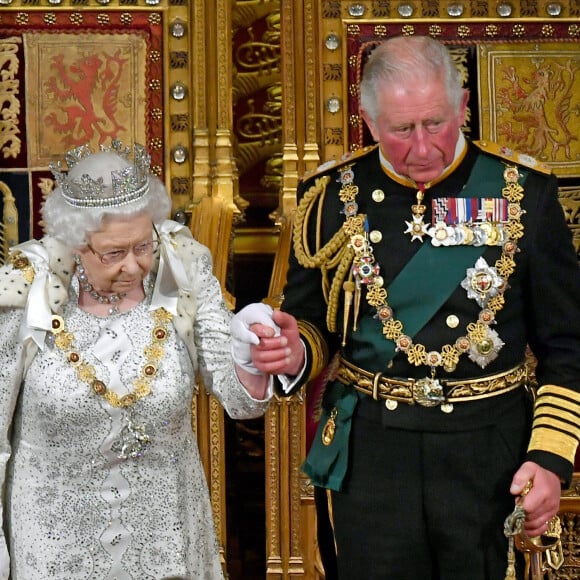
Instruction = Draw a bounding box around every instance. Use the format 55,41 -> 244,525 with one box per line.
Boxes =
293,174 -> 365,333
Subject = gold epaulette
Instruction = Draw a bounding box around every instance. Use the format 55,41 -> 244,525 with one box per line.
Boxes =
301,144 -> 378,183
473,140 -> 551,175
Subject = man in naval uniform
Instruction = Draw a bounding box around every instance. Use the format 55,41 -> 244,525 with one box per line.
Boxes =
230,35 -> 580,579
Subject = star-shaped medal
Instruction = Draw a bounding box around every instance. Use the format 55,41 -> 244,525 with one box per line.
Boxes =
404,215 -> 429,242
461,257 -> 504,308
468,327 -> 504,368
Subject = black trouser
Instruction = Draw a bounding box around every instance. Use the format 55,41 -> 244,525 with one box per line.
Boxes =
331,394 -> 530,580
314,485 -> 338,580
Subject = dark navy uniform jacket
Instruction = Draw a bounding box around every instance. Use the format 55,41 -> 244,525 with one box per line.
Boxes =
281,141 -> 580,485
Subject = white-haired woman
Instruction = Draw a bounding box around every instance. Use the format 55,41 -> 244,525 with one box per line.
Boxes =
0,140 -> 286,579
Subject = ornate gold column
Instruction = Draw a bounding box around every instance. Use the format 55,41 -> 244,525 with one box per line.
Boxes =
265,0 -> 325,577
189,0 -> 237,569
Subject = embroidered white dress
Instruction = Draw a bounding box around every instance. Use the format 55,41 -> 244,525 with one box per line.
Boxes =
0,241 -> 269,580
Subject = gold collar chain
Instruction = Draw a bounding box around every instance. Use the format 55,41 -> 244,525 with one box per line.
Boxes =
50,307 -> 173,408
338,163 -> 525,373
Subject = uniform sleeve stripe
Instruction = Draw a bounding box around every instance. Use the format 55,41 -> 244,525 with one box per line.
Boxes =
534,400 -> 580,419
535,392 -> 580,408
533,419 -> 580,441
531,416 -> 580,438
297,320 -> 329,381
529,384 -> 580,463
532,423 -> 580,445
536,384 -> 580,405
528,425 -> 578,464
531,423 -> 580,443
532,409 -> 580,431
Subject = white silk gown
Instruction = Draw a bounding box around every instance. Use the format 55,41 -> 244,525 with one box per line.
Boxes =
0,246 -> 269,580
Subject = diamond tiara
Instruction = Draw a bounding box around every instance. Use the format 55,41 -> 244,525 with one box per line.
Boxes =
49,139 -> 152,209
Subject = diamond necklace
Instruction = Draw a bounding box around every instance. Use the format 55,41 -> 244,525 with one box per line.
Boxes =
74,255 -> 127,315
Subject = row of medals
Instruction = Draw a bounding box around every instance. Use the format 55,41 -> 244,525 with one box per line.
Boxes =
339,165 -> 517,411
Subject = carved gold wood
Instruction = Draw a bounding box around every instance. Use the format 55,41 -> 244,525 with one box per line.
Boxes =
231,0 -> 284,271
0,181 -> 18,264
0,35 -> 21,168
265,0 -> 322,573
557,475 -> 580,579
0,1 -> 237,574
271,1 -> 580,578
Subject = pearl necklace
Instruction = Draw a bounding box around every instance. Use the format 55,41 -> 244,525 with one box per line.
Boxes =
74,256 -> 127,315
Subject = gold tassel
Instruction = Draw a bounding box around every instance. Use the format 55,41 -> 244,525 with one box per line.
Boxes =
503,480 -> 533,580
353,282 -> 361,332
342,281 -> 354,346
504,535 -> 517,580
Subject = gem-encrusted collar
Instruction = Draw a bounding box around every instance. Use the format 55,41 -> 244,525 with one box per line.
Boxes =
338,161 -> 525,377
50,307 -> 172,408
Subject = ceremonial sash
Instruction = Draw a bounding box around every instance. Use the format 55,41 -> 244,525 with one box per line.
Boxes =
303,153 -> 528,491
352,153 -> 527,371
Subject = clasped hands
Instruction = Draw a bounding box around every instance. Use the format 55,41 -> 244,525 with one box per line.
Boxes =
231,303 -> 305,378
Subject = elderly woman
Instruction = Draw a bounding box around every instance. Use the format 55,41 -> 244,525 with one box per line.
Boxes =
0,140 -> 275,579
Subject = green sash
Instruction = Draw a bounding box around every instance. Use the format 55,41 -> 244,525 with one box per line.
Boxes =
303,153 -> 526,491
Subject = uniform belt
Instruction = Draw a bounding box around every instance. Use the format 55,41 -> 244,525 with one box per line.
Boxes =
336,357 -> 528,410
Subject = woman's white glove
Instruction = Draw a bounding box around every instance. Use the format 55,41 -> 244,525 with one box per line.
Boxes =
231,303 -> 280,375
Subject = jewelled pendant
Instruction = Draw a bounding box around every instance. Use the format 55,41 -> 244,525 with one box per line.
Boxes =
404,187 -> 428,242
112,411 -> 152,460
468,327 -> 504,368
461,257 -> 504,308
413,377 -> 445,407
404,215 -> 429,242
321,408 -> 338,446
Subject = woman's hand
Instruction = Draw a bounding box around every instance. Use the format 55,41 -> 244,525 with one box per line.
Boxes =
230,304 -> 305,391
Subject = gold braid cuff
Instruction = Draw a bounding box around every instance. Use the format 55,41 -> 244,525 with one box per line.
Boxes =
528,384 -> 580,464
297,320 -> 329,382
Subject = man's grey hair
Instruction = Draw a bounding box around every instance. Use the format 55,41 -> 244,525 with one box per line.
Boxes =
360,36 -> 465,123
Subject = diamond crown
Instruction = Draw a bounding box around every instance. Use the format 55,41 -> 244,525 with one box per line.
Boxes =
49,139 -> 151,209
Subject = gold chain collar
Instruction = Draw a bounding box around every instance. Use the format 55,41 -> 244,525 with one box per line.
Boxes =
338,163 -> 525,373
50,307 -> 173,408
